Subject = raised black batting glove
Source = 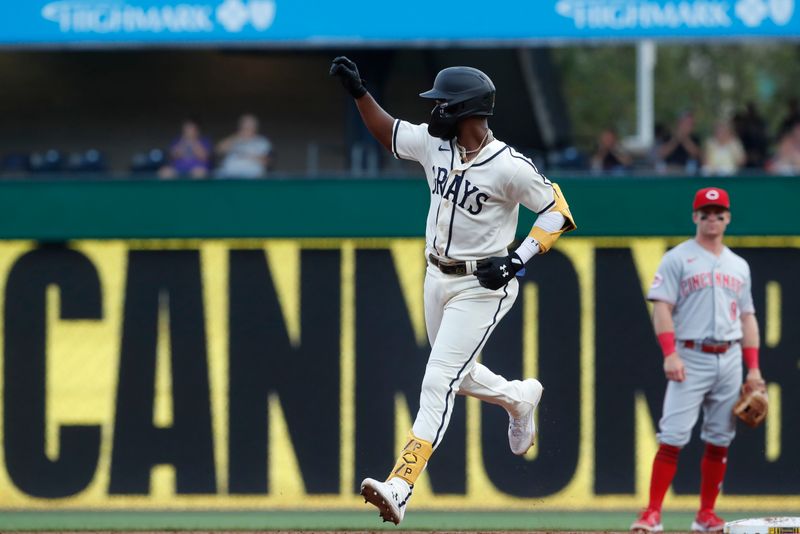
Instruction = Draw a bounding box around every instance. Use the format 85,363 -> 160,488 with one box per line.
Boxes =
329,56 -> 367,99
474,253 -> 525,290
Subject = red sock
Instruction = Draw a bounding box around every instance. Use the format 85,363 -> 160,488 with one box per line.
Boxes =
647,443 -> 681,511
700,443 -> 728,511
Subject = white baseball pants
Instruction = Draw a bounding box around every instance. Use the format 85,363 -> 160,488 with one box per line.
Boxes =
412,263 -> 529,449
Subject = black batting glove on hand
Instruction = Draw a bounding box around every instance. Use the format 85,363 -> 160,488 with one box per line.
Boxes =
474,253 -> 525,290
329,56 -> 367,99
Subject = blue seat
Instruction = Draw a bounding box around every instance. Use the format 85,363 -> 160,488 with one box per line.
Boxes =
548,146 -> 588,171
1,152 -> 29,174
66,149 -> 107,173
29,149 -> 64,173
130,148 -> 165,173
83,149 -> 107,171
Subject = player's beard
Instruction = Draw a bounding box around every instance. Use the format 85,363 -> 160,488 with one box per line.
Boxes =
427,105 -> 458,140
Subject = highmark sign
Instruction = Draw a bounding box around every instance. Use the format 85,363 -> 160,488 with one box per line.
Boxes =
0,238 -> 797,510
0,0 -> 796,46
40,0 -> 277,35
555,0 -> 795,30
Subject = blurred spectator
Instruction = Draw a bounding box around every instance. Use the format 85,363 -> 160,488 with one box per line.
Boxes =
701,121 -> 745,176
657,112 -> 701,174
648,123 -> 670,168
590,128 -> 632,173
768,122 -> 800,175
733,101 -> 769,169
777,97 -> 800,138
215,114 -> 272,179
159,120 -> 212,179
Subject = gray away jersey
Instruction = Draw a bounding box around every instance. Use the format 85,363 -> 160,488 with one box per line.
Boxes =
648,239 -> 754,341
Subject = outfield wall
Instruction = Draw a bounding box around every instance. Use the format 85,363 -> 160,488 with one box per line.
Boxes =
0,177 -> 798,511
0,175 -> 799,239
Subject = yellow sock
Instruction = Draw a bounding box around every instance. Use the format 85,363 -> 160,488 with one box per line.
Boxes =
387,431 -> 433,486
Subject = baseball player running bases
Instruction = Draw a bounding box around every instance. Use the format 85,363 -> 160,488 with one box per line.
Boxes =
330,57 -> 576,524
631,187 -> 765,533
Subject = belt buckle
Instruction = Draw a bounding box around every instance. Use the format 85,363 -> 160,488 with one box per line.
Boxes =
700,339 -> 729,353
432,255 -> 461,275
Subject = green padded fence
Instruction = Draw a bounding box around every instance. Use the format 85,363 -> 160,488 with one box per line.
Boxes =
0,175 -> 795,239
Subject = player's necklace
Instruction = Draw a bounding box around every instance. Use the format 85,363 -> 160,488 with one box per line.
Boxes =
457,128 -> 493,162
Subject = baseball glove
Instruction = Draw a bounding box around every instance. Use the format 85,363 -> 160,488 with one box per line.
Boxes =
732,381 -> 768,428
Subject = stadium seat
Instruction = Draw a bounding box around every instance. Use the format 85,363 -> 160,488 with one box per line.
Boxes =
548,146 -> 587,171
28,149 -> 64,173
1,152 -> 30,175
130,148 -> 165,174
66,149 -> 108,173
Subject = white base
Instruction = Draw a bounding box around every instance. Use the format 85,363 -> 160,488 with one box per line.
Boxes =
724,517 -> 800,534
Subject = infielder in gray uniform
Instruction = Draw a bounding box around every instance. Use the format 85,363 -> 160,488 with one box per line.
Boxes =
631,187 -> 765,533
330,56 -> 576,525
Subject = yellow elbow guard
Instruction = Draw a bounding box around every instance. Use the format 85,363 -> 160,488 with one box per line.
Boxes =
529,182 -> 577,253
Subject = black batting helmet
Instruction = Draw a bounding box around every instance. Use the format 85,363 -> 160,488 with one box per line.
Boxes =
419,66 -> 496,139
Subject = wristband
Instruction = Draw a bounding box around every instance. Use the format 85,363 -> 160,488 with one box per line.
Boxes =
514,237 -> 540,263
657,332 -> 676,357
742,347 -> 759,370
351,82 -> 367,99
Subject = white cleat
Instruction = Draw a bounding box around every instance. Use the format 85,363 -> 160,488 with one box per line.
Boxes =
508,378 -> 544,456
360,477 -> 413,525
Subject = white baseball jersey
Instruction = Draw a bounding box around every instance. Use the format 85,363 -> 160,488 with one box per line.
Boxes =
389,119 -> 551,450
391,119 -> 556,261
648,239 -> 754,341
